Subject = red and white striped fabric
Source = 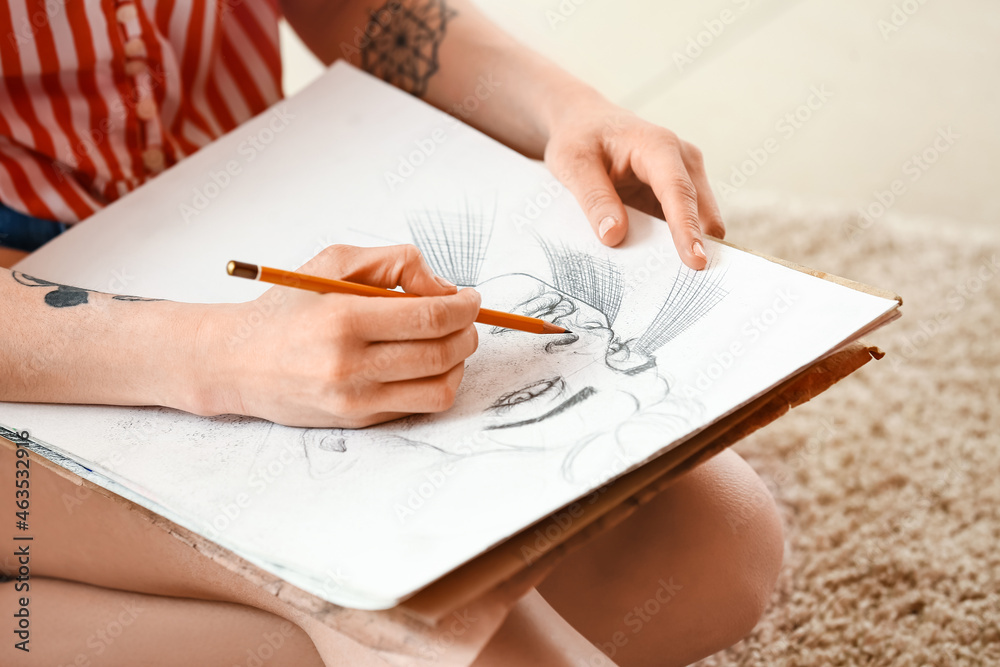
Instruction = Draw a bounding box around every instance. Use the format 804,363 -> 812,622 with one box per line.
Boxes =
0,0 -> 283,223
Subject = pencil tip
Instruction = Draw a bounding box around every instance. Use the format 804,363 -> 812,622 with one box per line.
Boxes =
540,322 -> 571,335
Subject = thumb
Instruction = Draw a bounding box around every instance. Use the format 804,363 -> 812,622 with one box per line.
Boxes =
396,245 -> 459,296
308,244 -> 458,296
345,244 -> 457,296
553,150 -> 629,246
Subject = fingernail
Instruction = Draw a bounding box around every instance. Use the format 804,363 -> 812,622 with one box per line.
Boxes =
692,239 -> 707,261
598,216 -> 617,239
435,275 -> 456,290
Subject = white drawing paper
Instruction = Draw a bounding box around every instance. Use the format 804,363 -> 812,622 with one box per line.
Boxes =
1,63 -> 898,609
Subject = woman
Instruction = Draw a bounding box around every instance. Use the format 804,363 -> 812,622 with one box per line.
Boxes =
0,1 -> 783,664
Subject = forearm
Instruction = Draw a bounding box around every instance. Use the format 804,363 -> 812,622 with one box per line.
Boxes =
282,0 -> 603,158
0,243 -> 484,428
0,269 -> 219,414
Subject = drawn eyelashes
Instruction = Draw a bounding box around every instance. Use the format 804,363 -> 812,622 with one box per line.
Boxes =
534,235 -> 625,326
407,198 -> 495,287
406,200 -> 730,354
635,257 -> 729,355
533,235 -> 729,354
489,377 -> 566,413
486,386 -> 597,432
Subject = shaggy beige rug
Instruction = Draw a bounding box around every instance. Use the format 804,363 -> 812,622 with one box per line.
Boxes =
696,196 -> 1000,666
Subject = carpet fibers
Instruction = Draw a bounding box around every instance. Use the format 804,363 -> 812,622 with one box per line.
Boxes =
696,198 -> 1000,666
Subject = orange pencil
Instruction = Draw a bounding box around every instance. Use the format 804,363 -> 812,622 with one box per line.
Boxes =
226,261 -> 571,335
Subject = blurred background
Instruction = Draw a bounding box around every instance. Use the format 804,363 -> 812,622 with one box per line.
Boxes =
281,0 -> 999,235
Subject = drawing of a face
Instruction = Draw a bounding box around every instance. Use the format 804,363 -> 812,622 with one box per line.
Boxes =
303,209 -> 726,484
302,273 -> 674,483
450,274 -> 669,449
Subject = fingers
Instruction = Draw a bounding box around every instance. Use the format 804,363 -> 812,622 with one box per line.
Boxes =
347,287 -> 481,342
631,133 -> 708,270
371,362 -> 466,415
338,411 -> 410,428
301,244 -> 457,296
343,244 -> 458,296
681,142 -> 726,240
331,362 -> 466,426
327,326 -> 474,425
618,183 -> 664,221
365,324 -> 478,382
550,146 -> 629,246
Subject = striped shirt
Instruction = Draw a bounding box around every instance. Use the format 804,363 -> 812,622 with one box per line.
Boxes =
0,0 -> 283,224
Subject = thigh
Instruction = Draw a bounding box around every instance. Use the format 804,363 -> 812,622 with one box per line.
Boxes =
537,449 -> 784,667
0,443 -> 530,666
0,576 -> 324,666
1,441 -> 262,605
1,443 -> 422,664
472,589 -> 618,667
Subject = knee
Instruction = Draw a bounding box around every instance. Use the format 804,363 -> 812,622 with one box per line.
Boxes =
673,449 -> 785,646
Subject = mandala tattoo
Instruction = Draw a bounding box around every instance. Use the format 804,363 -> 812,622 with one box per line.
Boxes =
360,0 -> 457,97
12,272 -> 162,308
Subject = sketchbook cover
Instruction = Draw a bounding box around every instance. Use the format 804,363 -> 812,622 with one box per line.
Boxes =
0,62 -> 899,610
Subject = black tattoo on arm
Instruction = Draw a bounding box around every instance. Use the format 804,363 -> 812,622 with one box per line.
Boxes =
12,272 -> 162,308
361,0 -> 456,97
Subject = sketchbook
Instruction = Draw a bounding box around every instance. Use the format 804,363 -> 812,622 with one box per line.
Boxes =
0,62 -> 900,612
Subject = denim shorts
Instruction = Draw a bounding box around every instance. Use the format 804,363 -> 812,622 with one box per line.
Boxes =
0,202 -> 69,252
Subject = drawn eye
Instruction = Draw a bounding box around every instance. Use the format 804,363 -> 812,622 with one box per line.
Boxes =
489,377 -> 565,412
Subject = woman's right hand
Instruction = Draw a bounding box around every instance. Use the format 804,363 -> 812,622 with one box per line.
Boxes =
198,244 -> 481,428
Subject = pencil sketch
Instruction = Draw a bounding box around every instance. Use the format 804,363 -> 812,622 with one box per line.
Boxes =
636,261 -> 730,355
406,198 -> 495,287
535,235 -> 625,326
303,202 -> 731,483
301,428 -> 458,480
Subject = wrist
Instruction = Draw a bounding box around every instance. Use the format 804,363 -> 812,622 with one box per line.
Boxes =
163,302 -> 243,417
538,80 -> 611,141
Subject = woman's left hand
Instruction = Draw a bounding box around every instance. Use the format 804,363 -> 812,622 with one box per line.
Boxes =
544,92 -> 726,270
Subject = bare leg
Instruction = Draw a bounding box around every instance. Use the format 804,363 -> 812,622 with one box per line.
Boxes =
0,441 -> 780,666
0,443 -> 611,666
0,574 -> 607,667
537,449 -> 785,667
0,443 -> 409,665
472,590 -> 617,667
0,577 -> 324,666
